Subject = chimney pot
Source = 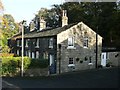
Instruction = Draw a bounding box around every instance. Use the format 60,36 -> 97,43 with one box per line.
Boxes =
62,10 -> 68,27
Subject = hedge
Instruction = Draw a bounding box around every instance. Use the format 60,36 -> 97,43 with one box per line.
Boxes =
0,53 -> 15,57
1,57 -> 31,76
29,59 -> 49,68
1,57 -> 49,76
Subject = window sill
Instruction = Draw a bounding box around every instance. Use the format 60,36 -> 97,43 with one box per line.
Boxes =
67,46 -> 76,49
88,63 -> 93,65
35,46 -> 39,48
83,46 -> 88,49
68,64 -> 75,67
49,46 -> 53,49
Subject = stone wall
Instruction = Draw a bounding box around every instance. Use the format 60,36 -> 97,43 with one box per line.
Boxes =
24,68 -> 49,76
57,22 -> 102,74
106,52 -> 120,67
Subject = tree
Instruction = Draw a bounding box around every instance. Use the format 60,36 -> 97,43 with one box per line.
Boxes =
34,2 -> 120,47
0,14 -> 19,53
37,7 -> 61,28
51,2 -> 120,47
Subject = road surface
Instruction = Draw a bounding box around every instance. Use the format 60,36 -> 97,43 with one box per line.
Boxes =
2,67 -> 120,89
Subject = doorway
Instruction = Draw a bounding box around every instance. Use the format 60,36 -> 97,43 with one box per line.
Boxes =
49,54 -> 56,74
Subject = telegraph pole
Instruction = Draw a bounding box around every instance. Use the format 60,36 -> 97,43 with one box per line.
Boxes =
95,26 -> 98,68
95,0 -> 98,69
21,20 -> 26,77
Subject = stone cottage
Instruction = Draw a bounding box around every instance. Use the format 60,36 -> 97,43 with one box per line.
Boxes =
8,10 -> 103,75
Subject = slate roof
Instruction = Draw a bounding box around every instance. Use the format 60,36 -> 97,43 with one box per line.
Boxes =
11,23 -> 77,39
102,47 -> 120,52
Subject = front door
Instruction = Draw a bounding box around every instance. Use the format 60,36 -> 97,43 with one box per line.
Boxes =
49,54 -> 56,74
101,53 -> 106,66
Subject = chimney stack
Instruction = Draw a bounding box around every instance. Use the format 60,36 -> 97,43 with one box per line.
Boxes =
62,10 -> 68,27
29,20 -> 35,31
40,17 -> 46,31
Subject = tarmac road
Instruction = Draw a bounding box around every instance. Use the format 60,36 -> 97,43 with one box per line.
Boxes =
2,67 -> 120,89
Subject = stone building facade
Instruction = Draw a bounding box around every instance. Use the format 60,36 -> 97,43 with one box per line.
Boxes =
56,22 -> 102,74
9,21 -> 102,75
8,10 -> 102,75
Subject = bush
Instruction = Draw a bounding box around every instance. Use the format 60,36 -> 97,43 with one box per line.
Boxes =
0,53 -> 15,57
29,59 -> 49,68
1,57 -> 49,76
1,57 -> 31,76
106,62 -> 112,67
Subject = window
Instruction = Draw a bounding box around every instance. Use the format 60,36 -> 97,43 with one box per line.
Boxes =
69,58 -> 74,64
36,38 -> 39,47
67,37 -> 76,49
17,50 -> 19,55
89,56 -> 92,63
25,50 -> 28,56
36,51 -> 39,59
83,37 -> 88,48
43,52 -> 48,59
28,50 -> 31,58
32,52 -> 35,59
88,56 -> 93,65
17,40 -> 20,47
49,38 -> 53,48
25,39 -> 28,47
68,37 -> 74,47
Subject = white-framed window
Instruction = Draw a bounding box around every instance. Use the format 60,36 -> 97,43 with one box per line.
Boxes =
67,37 -> 76,49
83,37 -> 88,48
17,50 -> 19,55
49,38 -> 53,48
36,38 -> 39,47
25,50 -> 28,56
25,39 -> 28,47
36,51 -> 39,59
68,58 -> 75,68
69,58 -> 74,64
17,40 -> 20,47
32,52 -> 35,59
43,52 -> 48,59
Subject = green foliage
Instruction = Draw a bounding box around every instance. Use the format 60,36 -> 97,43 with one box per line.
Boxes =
1,57 -> 31,76
36,2 -> 120,47
0,53 -> 15,57
0,14 -> 19,53
1,57 -> 49,76
37,7 -> 60,28
29,59 -> 49,68
1,46 -> 10,53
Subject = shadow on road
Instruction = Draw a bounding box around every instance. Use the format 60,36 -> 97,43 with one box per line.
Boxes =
2,67 -> 120,88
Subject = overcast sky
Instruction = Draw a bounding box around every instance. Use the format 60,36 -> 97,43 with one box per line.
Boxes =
2,0 -> 62,24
